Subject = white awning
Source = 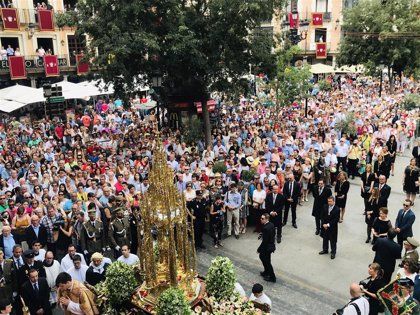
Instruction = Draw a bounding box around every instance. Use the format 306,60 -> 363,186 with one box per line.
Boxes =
310,63 -> 335,74
0,84 -> 44,104
334,65 -> 365,73
0,99 -> 27,113
77,80 -> 115,96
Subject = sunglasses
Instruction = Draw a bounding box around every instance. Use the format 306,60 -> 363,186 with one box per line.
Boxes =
403,204 -> 410,207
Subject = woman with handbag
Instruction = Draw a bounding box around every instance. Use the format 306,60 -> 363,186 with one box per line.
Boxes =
364,188 -> 379,243
335,172 -> 350,223
252,182 -> 266,233
360,164 -> 376,210
403,158 -> 419,205
359,263 -> 386,315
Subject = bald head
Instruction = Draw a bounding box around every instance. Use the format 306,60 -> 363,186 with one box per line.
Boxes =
2,226 -> 11,236
349,283 -> 362,298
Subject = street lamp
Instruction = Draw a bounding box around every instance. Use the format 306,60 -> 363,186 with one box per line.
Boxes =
151,73 -> 163,130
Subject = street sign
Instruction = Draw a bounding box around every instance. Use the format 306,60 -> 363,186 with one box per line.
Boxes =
48,96 -> 65,103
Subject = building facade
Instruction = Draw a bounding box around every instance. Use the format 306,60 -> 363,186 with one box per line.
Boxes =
0,0 -> 85,88
272,0 -> 358,65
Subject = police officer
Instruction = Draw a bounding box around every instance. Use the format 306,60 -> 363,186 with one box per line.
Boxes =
80,208 -> 105,262
0,248 -> 16,305
17,250 -> 46,290
190,191 -> 208,250
109,208 -> 131,258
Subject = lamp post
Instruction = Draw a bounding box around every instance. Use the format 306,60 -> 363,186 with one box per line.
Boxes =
288,9 -> 310,45
152,74 -> 163,130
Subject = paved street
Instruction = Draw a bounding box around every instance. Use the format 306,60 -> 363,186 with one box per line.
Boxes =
197,153 -> 420,314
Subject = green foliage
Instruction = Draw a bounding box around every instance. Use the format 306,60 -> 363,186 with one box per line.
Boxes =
249,28 -> 277,79
100,261 -> 139,309
318,80 -> 332,91
335,112 -> 357,136
401,94 -> 420,111
206,256 -> 236,302
212,162 -> 227,175
241,169 -> 256,182
55,11 -> 77,29
156,287 -> 192,315
337,0 -> 420,77
183,117 -> 204,145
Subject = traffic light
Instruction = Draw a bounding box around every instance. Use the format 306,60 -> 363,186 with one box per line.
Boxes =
43,84 -> 52,98
51,85 -> 63,97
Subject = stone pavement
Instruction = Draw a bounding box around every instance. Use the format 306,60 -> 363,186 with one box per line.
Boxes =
197,153 -> 419,314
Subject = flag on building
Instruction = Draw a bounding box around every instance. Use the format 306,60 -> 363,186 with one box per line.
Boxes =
288,12 -> 299,28
1,8 -> 19,30
38,10 -> 54,31
9,56 -> 26,80
76,54 -> 89,75
312,13 -> 323,26
44,55 -> 59,77
316,43 -> 327,59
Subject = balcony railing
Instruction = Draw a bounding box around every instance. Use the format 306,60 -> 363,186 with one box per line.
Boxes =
0,55 -> 75,74
309,42 -> 332,51
4,8 -> 77,29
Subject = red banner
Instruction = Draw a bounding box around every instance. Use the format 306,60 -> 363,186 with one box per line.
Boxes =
316,43 -> 327,59
44,55 -> 59,77
38,9 -> 54,31
288,12 -> 299,28
312,13 -> 323,26
76,54 -> 89,75
195,100 -> 216,114
8,56 -> 26,80
1,8 -> 19,30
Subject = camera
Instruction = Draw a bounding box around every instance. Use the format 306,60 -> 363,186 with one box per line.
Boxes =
53,219 -> 66,231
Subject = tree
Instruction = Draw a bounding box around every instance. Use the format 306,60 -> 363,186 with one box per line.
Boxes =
77,0 -> 284,145
276,46 -> 313,106
337,0 -> 420,85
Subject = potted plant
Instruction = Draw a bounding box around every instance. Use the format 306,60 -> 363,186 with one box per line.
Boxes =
96,261 -> 139,313
156,287 -> 192,315
241,169 -> 256,184
205,256 -> 236,302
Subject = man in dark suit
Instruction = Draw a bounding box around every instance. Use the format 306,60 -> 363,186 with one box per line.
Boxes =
377,175 -> 391,208
266,184 -> 285,244
24,215 -> 48,248
312,179 -> 332,235
395,200 -> 416,247
282,174 -> 300,229
319,196 -> 340,259
372,229 -> 401,284
18,250 -> 46,290
0,248 -> 17,304
21,269 -> 51,315
257,213 -> 276,283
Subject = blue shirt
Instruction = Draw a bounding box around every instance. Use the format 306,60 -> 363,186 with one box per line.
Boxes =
32,225 -> 40,237
224,191 -> 241,209
3,235 -> 15,258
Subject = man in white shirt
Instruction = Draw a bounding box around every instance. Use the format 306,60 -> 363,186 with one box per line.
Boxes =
335,138 -> 349,173
60,244 -> 87,272
32,241 -> 46,262
249,283 -> 272,309
117,244 -> 139,265
66,255 -> 88,283
339,283 -> 369,315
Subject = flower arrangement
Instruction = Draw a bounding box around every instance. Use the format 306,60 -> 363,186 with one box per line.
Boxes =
241,169 -> 256,183
156,287 -> 192,315
205,256 -> 236,302
96,261 -> 139,313
192,292 -> 265,314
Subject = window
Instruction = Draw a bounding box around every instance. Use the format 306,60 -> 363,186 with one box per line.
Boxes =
67,34 -> 86,65
344,0 -> 357,9
36,38 -> 54,55
314,29 -> 327,43
315,0 -> 328,12
0,37 -> 19,54
63,0 -> 78,11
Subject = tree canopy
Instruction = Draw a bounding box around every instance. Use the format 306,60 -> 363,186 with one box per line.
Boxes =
336,0 -> 420,77
77,0 -> 283,143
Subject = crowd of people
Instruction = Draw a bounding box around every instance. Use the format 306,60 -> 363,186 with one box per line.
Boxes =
0,73 -> 418,314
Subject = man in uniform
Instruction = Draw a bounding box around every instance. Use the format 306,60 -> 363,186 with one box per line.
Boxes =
190,191 -> 208,250
0,249 -> 16,305
80,209 -> 105,262
18,250 -> 46,290
401,237 -> 419,264
109,208 -> 131,258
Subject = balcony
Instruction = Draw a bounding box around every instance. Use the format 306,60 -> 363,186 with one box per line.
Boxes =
0,54 -> 76,76
309,42 -> 332,51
